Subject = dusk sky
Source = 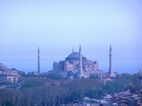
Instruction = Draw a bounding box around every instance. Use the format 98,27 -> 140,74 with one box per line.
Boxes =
0,0 -> 142,73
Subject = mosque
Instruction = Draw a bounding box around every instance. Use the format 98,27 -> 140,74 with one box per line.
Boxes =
53,46 -> 106,78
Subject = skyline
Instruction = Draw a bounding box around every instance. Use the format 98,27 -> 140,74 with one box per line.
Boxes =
0,45 -> 141,74
0,0 -> 142,73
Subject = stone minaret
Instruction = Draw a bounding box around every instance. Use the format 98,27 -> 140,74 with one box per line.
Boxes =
38,47 -> 40,75
79,45 -> 83,78
72,47 -> 74,53
108,45 -> 112,75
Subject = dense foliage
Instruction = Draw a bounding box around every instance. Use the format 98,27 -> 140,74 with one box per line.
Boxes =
0,73 -> 141,106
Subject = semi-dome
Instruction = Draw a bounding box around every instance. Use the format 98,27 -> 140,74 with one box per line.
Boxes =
65,52 -> 87,61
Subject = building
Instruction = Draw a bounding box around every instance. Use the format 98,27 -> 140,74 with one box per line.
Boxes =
53,46 -> 101,78
0,63 -> 21,83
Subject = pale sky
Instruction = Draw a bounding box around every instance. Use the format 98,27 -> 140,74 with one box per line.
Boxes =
0,0 -> 142,73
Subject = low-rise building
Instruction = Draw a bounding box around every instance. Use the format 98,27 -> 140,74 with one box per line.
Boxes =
0,63 -> 21,83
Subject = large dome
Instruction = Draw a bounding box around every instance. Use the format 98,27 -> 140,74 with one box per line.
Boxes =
65,52 -> 87,61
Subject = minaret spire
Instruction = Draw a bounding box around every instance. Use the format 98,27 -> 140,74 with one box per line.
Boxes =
72,47 -> 74,53
38,47 -> 40,75
108,45 -> 112,76
79,45 -> 83,78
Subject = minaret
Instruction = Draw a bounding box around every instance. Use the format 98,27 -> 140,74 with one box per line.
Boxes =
72,47 -> 74,53
72,47 -> 75,66
108,45 -> 112,76
38,47 -> 40,75
79,45 -> 83,78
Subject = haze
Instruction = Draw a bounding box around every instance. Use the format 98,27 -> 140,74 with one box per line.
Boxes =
0,0 -> 142,73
